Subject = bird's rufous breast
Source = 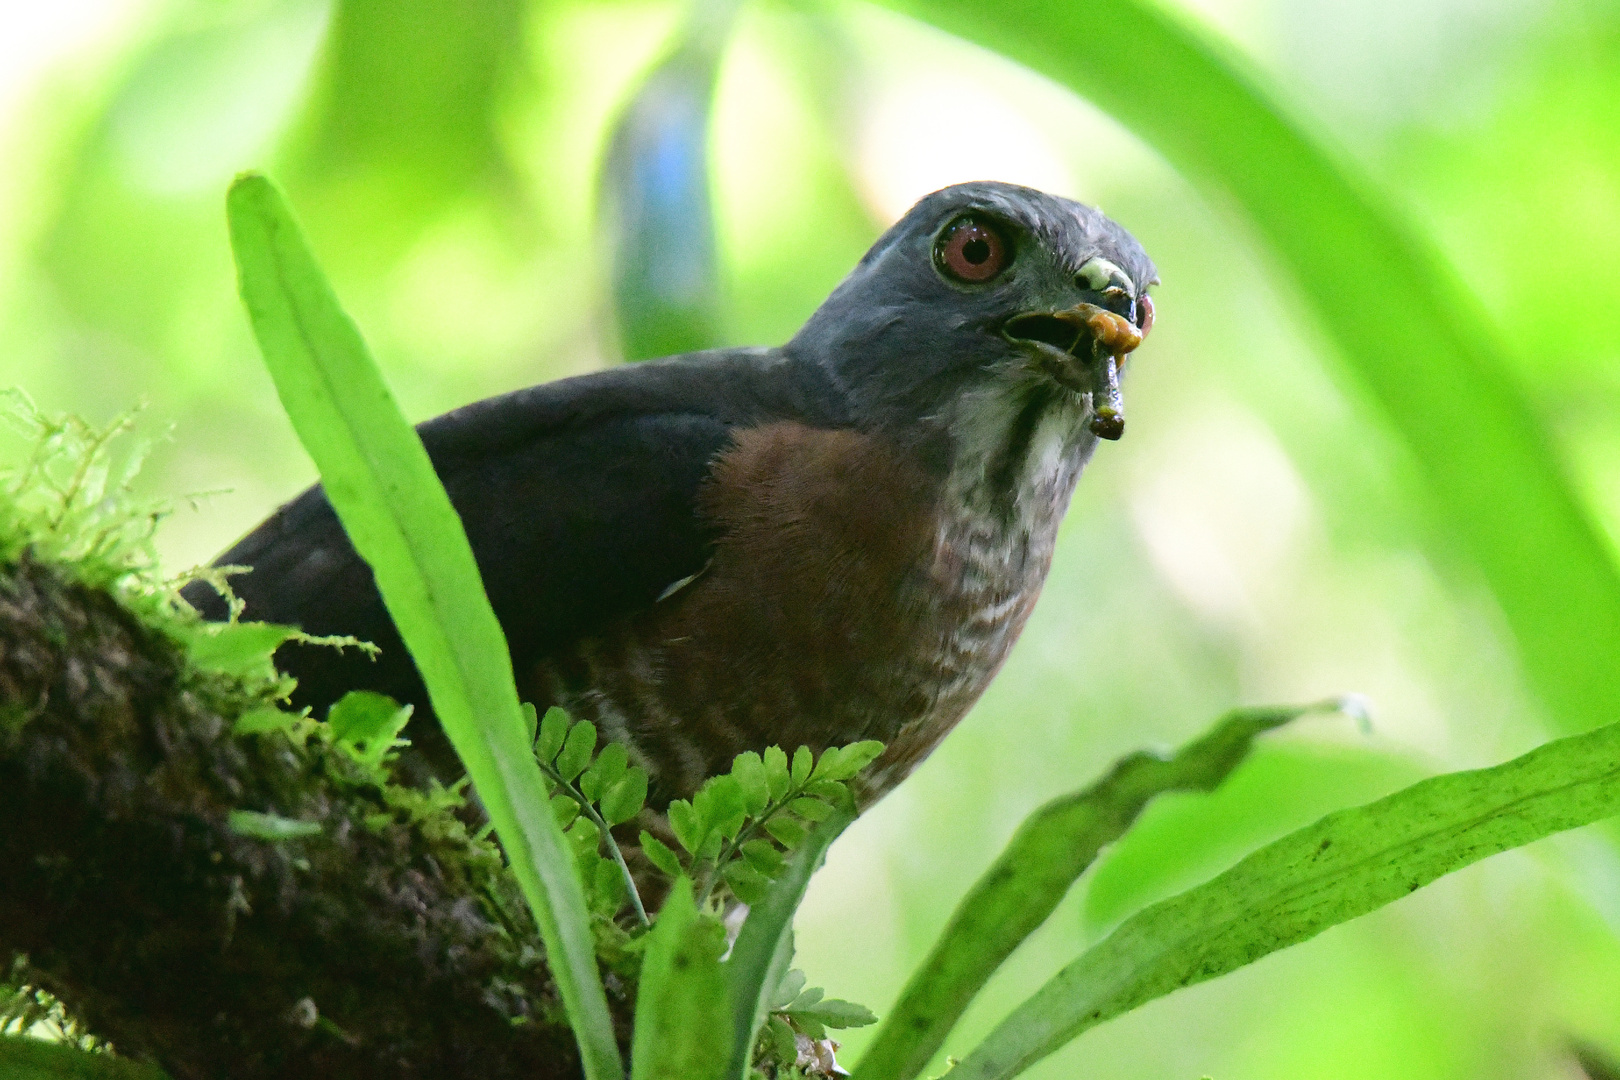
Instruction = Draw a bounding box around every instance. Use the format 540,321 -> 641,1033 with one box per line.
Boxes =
528,420 -> 1051,806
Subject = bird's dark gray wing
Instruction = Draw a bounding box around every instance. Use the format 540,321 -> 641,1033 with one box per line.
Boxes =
181,347 -> 840,759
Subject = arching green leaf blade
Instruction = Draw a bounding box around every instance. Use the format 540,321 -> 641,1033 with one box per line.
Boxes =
225,172 -> 623,1080
949,717 -> 1620,1080
853,702 -> 1327,1080
631,879 -> 731,1080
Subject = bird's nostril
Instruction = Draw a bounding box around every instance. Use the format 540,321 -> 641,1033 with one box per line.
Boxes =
1005,314 -> 1081,353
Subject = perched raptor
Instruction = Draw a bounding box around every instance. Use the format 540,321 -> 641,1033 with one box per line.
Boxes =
183,181 -> 1156,807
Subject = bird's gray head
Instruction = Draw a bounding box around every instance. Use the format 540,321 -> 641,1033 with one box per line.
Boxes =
788,181 -> 1157,453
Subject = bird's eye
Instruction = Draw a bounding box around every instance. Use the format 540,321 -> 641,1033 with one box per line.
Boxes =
935,216 -> 1010,283
1135,294 -> 1155,337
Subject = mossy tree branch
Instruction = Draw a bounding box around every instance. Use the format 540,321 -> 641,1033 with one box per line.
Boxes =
0,551 -> 616,1080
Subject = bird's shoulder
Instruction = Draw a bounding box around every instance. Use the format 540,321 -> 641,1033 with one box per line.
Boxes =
182,347 -> 855,717
417,346 -> 846,465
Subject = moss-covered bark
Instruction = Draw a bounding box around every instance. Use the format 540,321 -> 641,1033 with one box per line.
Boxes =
0,551 -> 619,1079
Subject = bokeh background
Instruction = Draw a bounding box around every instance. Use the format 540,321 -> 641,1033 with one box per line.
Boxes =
3,0 -> 1619,1076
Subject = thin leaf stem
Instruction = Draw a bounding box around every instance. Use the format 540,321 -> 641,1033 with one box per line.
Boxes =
694,788 -> 804,906
539,761 -> 651,928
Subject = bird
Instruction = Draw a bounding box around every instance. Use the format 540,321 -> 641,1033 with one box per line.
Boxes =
182,181 -> 1156,808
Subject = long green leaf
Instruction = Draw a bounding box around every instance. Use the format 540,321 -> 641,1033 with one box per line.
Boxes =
630,878 -> 731,1080
0,1035 -> 169,1080
724,794 -> 859,1080
853,701 -> 1337,1080
224,173 -> 623,1080
880,0 -> 1620,736
948,716 -> 1620,1079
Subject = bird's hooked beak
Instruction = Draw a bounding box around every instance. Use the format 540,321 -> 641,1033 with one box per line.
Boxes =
1004,303 -> 1145,440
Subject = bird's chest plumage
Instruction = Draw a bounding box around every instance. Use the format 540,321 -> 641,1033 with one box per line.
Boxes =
530,414 -> 1082,804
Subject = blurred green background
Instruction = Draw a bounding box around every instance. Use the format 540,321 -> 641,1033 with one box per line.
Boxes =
2,0 -> 1619,1076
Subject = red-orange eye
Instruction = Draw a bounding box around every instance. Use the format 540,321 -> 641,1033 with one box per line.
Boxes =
935,217 -> 1009,283
1136,294 -> 1155,337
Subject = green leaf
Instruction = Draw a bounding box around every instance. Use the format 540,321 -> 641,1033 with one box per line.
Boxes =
602,768 -> 651,827
556,720 -> 598,784
763,816 -> 807,849
631,878 -> 731,1080
228,808 -> 322,841
640,832 -> 685,878
180,620 -> 298,682
770,969 -> 807,1010
582,741 -> 629,802
787,798 -> 833,822
226,173 -> 621,1080
233,705 -> 294,736
852,702 -> 1328,1080
882,0 -> 1620,739
731,751 -> 770,816
792,999 -> 878,1030
567,815 -> 601,864
941,715 -> 1620,1080
0,1032 -> 172,1079
694,775 -> 749,841
722,861 -> 772,905
787,987 -> 823,1009
808,746 -> 843,782
522,701 -> 539,745
725,791 -> 859,1080
668,799 -> 704,855
765,1016 -> 798,1063
551,794 -> 581,832
789,746 -> 813,785
762,746 -> 791,801
592,856 -> 628,916
327,690 -> 412,764
818,740 -> 884,782
537,706 -> 570,764
740,839 -> 786,875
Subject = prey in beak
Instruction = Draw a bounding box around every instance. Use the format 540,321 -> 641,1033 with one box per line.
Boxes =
1003,299 -> 1149,441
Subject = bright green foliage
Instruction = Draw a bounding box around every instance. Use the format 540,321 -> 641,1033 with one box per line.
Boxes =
178,621 -> 299,683
224,174 -> 622,1080
0,392 -> 166,600
854,699 -> 1348,1080
749,968 -> 879,1080
943,713 -> 1620,1079
723,795 -> 861,1080
530,704 -> 655,927
630,881 -> 730,1080
767,968 -> 877,1042
656,741 -> 882,906
884,0 -> 1620,740
524,715 -> 886,1076
324,690 -> 414,769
